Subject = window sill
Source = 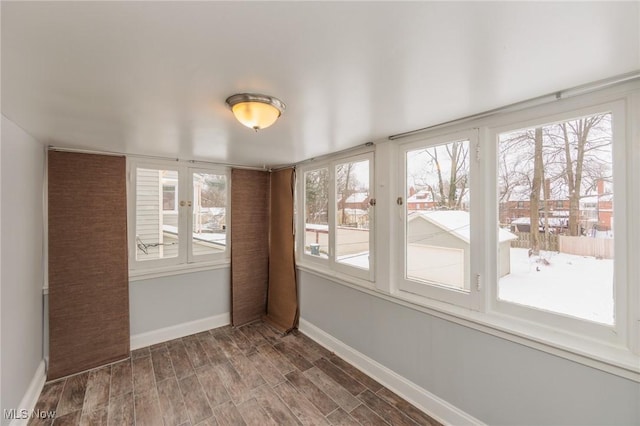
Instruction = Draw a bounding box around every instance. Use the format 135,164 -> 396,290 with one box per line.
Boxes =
129,260 -> 230,282
297,264 -> 640,382
297,262 -> 376,292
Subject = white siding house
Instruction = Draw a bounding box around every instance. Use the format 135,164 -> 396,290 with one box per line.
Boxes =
407,211 -> 517,290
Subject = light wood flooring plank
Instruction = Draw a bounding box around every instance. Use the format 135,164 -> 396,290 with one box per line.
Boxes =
326,408 -> 361,426
304,367 -> 360,412
151,346 -> 176,383
107,392 -> 134,426
157,377 -> 190,426
236,397 -> 278,426
357,390 -> 416,426
273,381 -> 330,425
83,365 -> 111,412
196,365 -> 231,408
110,359 -> 133,397
179,374 -> 214,425
131,356 -> 155,395
213,400 -> 246,426
57,372 -> 89,416
134,389 -> 164,426
285,370 -> 338,416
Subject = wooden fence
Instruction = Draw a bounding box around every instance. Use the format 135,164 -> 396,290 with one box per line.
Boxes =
558,236 -> 614,259
510,232 -> 559,251
510,232 -> 613,259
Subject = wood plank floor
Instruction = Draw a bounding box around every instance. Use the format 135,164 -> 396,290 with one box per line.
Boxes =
29,321 -> 441,426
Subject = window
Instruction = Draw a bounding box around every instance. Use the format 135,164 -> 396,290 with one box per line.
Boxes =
399,129 -> 479,308
296,86 -> 638,377
162,183 -> 177,211
335,158 -> 371,272
304,167 -> 329,259
128,160 -> 229,272
496,111 -> 619,327
301,152 -> 374,280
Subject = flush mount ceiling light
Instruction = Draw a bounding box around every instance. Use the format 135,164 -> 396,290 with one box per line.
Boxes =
225,93 -> 286,131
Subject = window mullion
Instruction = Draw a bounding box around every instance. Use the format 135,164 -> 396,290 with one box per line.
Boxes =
328,162 -> 337,268
178,166 -> 190,265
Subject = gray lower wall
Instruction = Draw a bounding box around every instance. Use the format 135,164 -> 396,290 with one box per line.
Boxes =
0,117 -> 45,425
129,268 -> 230,336
298,270 -> 640,426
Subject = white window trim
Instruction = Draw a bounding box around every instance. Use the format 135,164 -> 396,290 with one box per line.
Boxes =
299,162 -> 331,268
187,167 -> 231,264
297,148 -> 376,282
485,100 -> 628,348
296,80 -> 640,382
397,129 -> 480,310
332,152 -> 375,281
127,159 -> 230,276
161,180 -> 178,213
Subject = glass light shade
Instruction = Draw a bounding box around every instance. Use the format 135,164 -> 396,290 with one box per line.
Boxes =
231,101 -> 281,130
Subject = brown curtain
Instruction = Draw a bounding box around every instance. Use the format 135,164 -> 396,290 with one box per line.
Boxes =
230,169 -> 270,326
265,168 -> 298,332
48,151 -> 129,380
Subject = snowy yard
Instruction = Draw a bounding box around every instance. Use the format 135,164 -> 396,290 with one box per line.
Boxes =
325,247 -> 615,326
499,248 -> 614,325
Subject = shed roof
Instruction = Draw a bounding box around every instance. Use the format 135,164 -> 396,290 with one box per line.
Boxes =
409,210 -> 517,243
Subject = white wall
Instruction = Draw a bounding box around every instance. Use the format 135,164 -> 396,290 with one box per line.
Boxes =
0,116 -> 45,426
299,270 -> 640,425
129,268 -> 230,336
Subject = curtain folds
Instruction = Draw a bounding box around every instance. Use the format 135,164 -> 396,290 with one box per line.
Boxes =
265,168 -> 298,332
230,167 -> 298,331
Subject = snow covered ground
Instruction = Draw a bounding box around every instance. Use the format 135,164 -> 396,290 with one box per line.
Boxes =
331,247 -> 615,326
499,248 -> 614,325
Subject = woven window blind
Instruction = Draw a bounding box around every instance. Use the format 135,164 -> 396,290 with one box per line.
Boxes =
48,151 -> 129,379
230,169 -> 270,326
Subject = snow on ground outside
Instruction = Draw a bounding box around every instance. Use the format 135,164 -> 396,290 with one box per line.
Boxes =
327,247 -> 615,326
337,252 -> 369,269
499,248 -> 613,325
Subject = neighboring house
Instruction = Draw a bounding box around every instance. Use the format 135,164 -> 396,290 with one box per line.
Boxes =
338,192 -> 370,226
580,180 -> 614,233
510,215 -> 569,234
500,179 -> 613,234
407,211 -> 517,290
136,169 -> 225,261
407,189 -> 438,211
499,196 -> 571,224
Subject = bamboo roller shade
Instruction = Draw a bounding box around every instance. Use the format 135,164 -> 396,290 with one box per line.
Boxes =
48,151 -> 130,380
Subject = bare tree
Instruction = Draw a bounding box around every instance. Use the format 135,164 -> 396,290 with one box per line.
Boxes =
305,168 -> 329,224
411,141 -> 469,210
530,128 -> 543,254
336,162 -> 355,225
556,114 -> 612,236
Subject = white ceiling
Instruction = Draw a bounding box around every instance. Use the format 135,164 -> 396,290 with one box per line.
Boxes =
2,2 -> 639,167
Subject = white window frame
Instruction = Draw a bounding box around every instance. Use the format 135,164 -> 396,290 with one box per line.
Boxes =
332,152 -> 375,281
486,101 -> 628,346
188,167 -> 230,264
298,151 -> 375,282
127,159 -> 230,275
162,181 -> 178,213
296,82 -> 640,380
397,129 -> 481,310
300,162 -> 331,267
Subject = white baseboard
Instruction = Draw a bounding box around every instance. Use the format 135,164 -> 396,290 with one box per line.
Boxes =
299,318 -> 484,426
130,313 -> 230,350
9,360 -> 46,426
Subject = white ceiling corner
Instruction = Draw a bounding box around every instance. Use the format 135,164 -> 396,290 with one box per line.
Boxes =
2,1 -> 638,167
